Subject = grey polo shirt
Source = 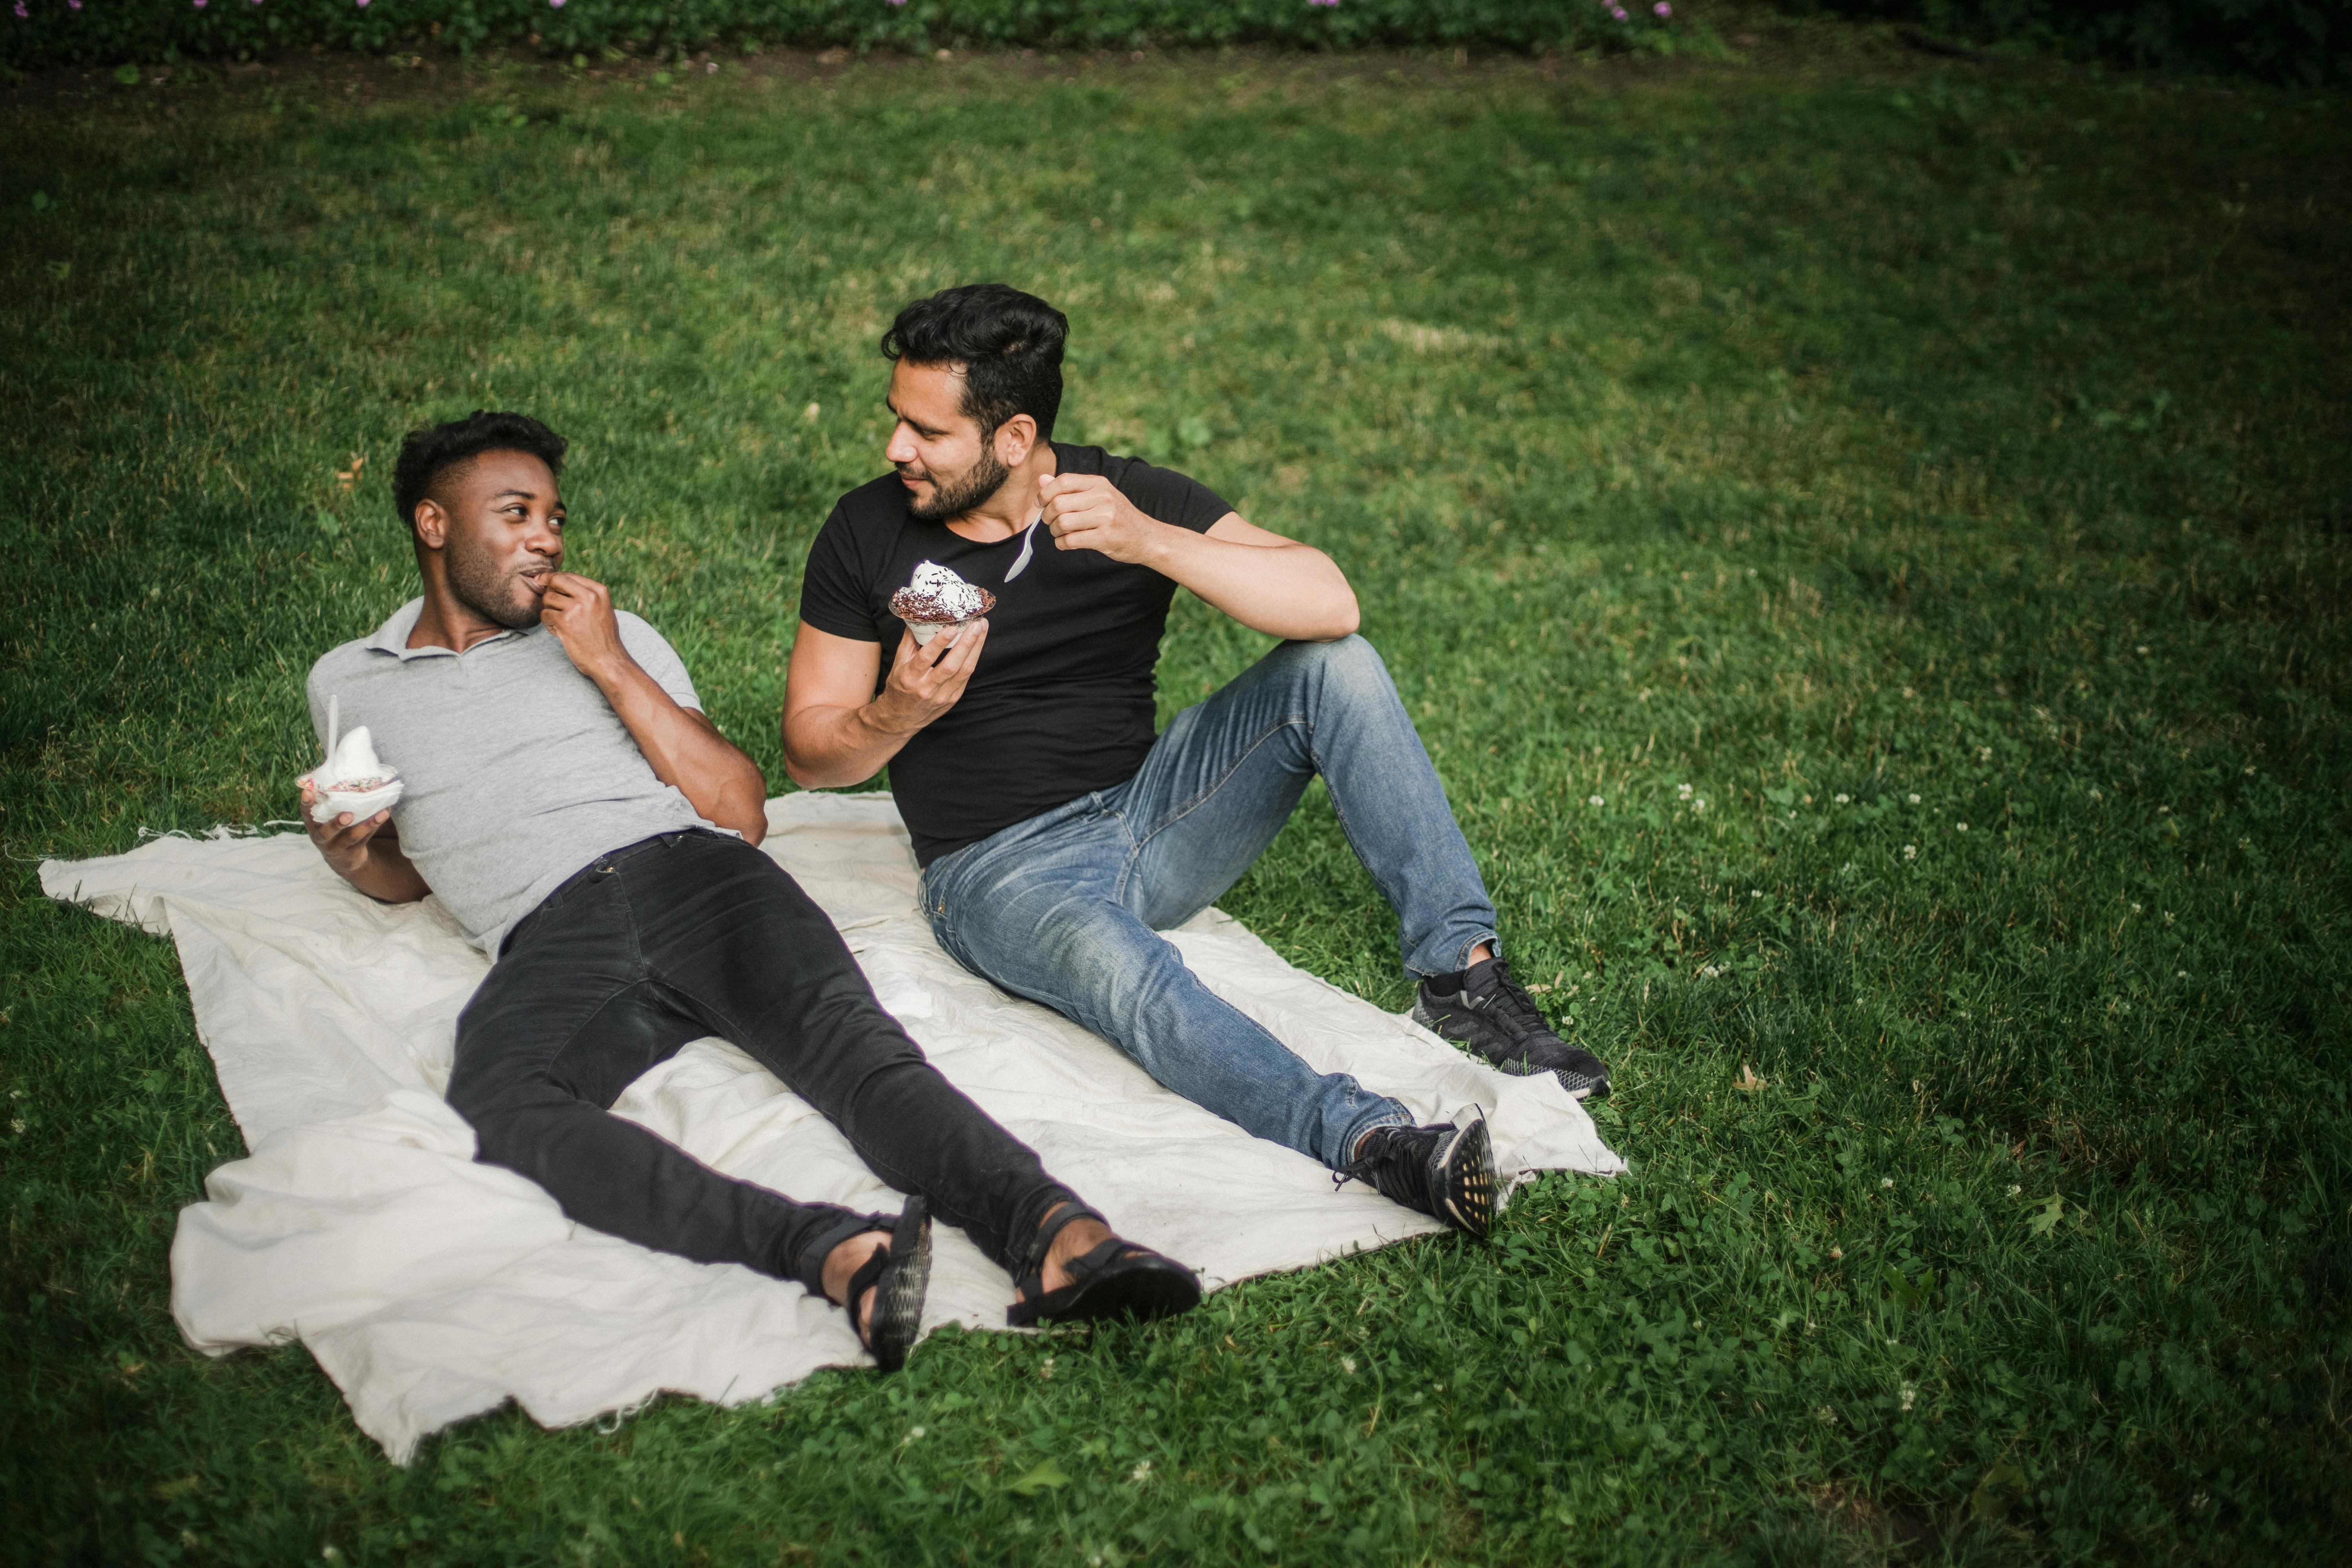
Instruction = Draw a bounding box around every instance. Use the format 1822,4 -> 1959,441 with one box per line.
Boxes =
305,597 -> 722,956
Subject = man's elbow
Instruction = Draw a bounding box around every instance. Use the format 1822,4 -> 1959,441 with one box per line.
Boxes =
718,755 -> 771,846
779,733 -> 875,792
780,753 -> 837,791
1312,593 -> 1360,641
778,719 -> 828,790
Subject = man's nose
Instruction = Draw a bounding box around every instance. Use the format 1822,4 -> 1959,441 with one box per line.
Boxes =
885,421 -> 917,465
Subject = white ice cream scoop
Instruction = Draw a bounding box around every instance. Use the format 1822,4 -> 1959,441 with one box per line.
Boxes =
889,561 -> 997,646
302,706 -> 404,824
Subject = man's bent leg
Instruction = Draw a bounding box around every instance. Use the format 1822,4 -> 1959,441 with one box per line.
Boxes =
448,864 -> 883,1296
625,833 -> 1077,1275
927,826 -> 1407,1170
1123,641 -> 1611,1096
1123,635 -> 1498,979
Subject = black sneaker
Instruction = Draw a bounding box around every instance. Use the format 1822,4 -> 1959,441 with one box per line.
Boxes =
1336,1113 -> 1495,1238
1414,956 -> 1612,1099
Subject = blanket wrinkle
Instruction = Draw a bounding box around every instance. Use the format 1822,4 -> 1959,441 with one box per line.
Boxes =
43,791 -> 1622,1463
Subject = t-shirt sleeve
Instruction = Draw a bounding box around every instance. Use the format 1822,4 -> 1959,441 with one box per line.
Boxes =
1107,457 -> 1232,535
799,505 -> 884,642
616,614 -> 704,712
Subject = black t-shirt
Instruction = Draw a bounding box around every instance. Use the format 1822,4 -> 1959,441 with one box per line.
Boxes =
798,443 -> 1232,866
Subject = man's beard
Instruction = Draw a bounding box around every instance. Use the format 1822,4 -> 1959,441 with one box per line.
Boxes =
446,536 -> 545,631
905,445 -> 1011,523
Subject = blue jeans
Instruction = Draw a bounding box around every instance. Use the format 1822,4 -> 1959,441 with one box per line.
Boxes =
919,635 -> 1501,1171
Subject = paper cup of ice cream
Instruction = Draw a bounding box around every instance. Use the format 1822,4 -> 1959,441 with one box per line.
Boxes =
890,560 -> 996,646
302,724 -> 405,823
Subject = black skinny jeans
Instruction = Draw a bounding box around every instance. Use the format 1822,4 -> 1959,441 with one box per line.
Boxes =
447,829 -> 1076,1296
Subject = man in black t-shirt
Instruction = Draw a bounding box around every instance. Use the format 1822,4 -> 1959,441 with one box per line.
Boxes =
783,284 -> 1612,1239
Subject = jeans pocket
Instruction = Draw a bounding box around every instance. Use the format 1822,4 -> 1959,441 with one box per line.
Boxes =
914,868 -> 955,952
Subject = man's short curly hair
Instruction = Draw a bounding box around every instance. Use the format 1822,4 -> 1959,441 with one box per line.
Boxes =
392,411 -> 568,532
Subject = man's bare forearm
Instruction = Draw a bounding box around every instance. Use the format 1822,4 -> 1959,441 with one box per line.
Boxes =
590,655 -> 771,843
334,829 -> 432,904
1142,529 -> 1358,641
782,700 -> 916,789
783,620 -> 990,788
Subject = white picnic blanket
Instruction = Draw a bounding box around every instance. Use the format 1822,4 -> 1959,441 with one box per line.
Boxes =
40,793 -> 1622,1463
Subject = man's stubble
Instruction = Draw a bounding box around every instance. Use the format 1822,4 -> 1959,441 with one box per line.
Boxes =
445,531 -> 546,631
906,442 -> 1012,524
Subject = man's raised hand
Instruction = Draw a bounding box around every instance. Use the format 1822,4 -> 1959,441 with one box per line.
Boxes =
541,571 -> 627,679
1039,473 -> 1166,566
300,778 -> 392,877
871,619 -> 989,735
301,776 -> 430,902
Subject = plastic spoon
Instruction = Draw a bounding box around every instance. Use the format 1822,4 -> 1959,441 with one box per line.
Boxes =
1002,509 -> 1045,583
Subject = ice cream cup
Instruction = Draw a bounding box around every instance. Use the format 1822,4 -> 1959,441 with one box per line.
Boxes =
305,775 -> 404,824
903,617 -> 976,648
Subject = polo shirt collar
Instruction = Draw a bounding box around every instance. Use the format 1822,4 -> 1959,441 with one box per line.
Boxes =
363,597 -> 538,662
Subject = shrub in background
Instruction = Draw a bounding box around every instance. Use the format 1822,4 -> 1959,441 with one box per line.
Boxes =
1779,0 -> 2350,84
0,0 -> 1684,69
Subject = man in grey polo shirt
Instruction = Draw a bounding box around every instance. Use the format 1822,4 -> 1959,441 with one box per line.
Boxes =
299,410 -> 1197,1368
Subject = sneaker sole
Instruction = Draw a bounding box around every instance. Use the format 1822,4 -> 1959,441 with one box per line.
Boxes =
1555,1069 -> 1609,1101
1434,1118 -> 1496,1239
1415,1000 -> 1608,1102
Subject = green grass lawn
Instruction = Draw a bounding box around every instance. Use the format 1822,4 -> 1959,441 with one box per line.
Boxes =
5,25 -> 2350,1565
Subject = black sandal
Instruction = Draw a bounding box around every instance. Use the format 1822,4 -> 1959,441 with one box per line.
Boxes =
1005,1202 -> 1201,1328
842,1197 -> 932,1372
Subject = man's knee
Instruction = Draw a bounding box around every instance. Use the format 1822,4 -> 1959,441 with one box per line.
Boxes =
1284,631 -> 1385,681
448,1087 -> 532,1172
444,1052 -> 547,1149
1277,633 -> 1395,713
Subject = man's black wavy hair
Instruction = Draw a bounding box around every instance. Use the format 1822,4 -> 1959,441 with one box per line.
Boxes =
392,410 -> 568,532
881,283 -> 1068,443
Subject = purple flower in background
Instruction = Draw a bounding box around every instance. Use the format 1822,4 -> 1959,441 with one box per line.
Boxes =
194,0 -> 207,9
12,3 -> 27,20
551,0 -> 565,8
1655,0 -> 1672,13
1309,0 -> 1339,7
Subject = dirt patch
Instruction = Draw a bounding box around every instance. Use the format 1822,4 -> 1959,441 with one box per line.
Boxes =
1806,1481 -> 1940,1557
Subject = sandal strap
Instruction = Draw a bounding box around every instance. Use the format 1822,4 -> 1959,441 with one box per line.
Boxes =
1006,1233 -> 1192,1328
1016,1200 -> 1107,1291
1061,1235 -> 1132,1283
842,1242 -> 892,1341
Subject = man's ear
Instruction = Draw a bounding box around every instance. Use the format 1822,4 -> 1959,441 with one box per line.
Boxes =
411,497 -> 450,551
993,412 -> 1039,468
